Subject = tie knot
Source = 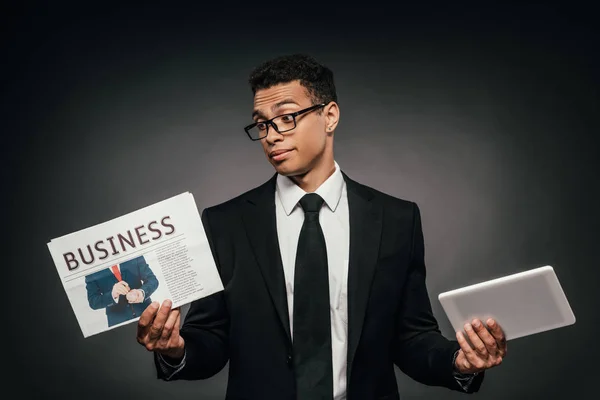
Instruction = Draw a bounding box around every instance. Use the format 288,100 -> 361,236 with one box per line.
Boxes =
299,193 -> 324,213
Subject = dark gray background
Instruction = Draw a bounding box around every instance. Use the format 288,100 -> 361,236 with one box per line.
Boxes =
4,2 -> 598,399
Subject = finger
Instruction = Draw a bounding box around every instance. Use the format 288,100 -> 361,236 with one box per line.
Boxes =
486,319 -> 507,356
456,331 -> 476,369
456,332 -> 485,370
454,349 -> 472,373
148,300 -> 172,342
117,282 -> 130,293
172,309 -> 182,337
132,290 -> 141,302
472,318 -> 499,357
464,322 -> 488,359
158,308 -> 180,347
167,312 -> 184,352
137,301 -> 160,342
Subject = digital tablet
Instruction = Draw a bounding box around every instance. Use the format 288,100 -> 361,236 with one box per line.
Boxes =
438,265 -> 575,340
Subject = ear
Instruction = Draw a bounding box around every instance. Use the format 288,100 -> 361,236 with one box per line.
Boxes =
324,102 -> 340,133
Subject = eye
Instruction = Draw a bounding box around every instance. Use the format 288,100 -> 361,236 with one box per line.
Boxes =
280,115 -> 294,123
256,122 -> 267,130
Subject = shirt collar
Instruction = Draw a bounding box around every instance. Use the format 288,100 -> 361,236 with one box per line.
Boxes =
276,161 -> 344,216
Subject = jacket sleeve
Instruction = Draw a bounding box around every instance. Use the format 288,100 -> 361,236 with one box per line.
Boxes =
392,202 -> 484,393
154,207 -> 229,380
137,255 -> 159,298
85,272 -> 117,309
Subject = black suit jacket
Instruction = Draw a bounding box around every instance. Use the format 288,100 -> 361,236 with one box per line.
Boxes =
156,172 -> 484,399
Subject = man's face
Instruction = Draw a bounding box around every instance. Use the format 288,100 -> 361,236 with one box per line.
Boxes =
252,80 -> 329,177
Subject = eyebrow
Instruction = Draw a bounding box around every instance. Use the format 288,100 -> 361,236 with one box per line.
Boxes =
252,99 -> 300,120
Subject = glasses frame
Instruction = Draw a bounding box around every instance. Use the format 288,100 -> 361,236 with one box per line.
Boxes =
244,103 -> 327,141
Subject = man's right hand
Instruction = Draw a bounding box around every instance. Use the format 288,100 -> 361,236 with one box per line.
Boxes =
137,300 -> 185,361
112,281 -> 130,299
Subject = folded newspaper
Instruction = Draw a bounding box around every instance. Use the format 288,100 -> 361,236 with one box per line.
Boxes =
47,192 -> 224,338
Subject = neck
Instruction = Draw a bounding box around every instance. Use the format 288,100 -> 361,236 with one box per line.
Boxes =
290,155 -> 336,193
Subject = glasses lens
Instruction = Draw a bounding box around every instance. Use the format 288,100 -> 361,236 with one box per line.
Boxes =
272,115 -> 296,133
248,123 -> 267,140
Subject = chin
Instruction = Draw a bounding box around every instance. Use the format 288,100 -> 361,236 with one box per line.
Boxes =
272,164 -> 294,176
271,159 -> 302,176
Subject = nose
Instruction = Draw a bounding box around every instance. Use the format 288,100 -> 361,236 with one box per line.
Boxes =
264,122 -> 283,144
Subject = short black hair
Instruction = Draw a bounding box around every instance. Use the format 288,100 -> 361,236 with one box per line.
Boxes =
248,54 -> 337,105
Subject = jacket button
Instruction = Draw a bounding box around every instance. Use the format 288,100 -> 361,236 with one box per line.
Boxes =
287,354 -> 293,366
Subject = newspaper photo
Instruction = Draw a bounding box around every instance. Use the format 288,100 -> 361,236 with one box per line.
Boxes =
47,192 -> 224,338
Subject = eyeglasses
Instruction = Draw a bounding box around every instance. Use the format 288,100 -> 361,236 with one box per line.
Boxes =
244,103 -> 326,141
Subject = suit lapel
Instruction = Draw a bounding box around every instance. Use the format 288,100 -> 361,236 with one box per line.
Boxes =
241,174 -> 292,343
343,172 -> 383,382
100,267 -> 118,288
119,264 -> 128,283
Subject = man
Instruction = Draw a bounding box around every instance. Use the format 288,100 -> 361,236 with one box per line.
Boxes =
86,254 -> 158,327
136,54 -> 507,399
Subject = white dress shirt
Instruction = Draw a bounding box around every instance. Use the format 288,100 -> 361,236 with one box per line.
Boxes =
275,160 -> 349,400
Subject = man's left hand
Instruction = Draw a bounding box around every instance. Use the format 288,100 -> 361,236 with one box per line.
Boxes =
455,318 -> 507,374
126,289 -> 144,304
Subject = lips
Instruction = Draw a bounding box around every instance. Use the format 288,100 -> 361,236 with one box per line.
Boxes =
269,149 -> 294,162
269,149 -> 292,158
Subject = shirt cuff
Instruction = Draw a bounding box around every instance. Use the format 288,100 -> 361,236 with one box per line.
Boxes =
157,351 -> 186,380
452,350 -> 478,391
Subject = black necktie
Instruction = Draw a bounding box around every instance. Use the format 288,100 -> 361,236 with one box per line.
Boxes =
293,193 -> 333,399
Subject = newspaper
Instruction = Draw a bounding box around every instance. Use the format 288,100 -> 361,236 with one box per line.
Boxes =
47,192 -> 224,338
